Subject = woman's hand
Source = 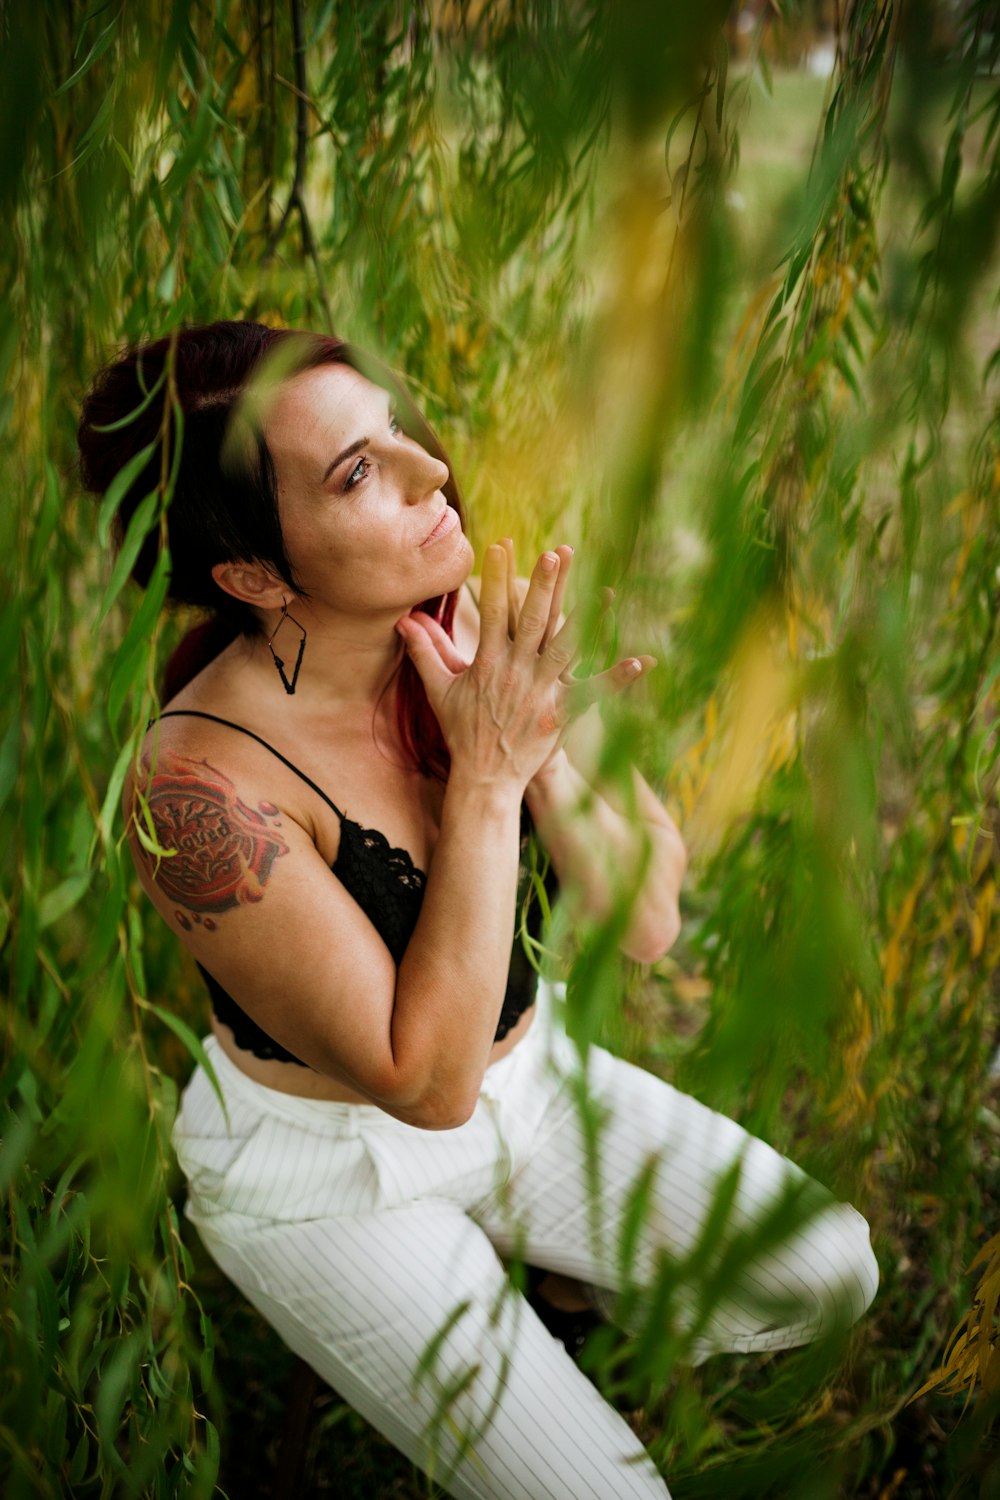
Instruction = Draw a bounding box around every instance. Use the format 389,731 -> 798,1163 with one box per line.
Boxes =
394,542 -> 655,793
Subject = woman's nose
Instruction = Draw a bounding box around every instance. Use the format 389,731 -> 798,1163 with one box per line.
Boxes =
403,442 -> 449,500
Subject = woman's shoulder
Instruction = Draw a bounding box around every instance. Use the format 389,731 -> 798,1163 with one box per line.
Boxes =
126,686 -> 336,857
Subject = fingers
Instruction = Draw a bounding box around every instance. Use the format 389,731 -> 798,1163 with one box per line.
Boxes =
500,537 -> 519,638
511,549 -> 562,662
569,655 -> 657,711
409,611 -> 470,674
475,542 -> 511,659
395,615 -> 456,700
540,545 -> 573,651
537,600 -> 582,682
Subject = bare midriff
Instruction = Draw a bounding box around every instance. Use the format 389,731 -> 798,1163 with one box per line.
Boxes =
210,1001 -> 536,1103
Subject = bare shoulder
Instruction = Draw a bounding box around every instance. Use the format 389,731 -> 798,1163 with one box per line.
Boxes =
118,710 -> 409,1093
122,726 -> 304,935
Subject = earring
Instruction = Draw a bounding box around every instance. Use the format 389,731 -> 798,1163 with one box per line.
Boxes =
267,598 -> 307,695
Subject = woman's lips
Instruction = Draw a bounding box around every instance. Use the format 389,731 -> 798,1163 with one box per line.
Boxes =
420,505 -> 460,546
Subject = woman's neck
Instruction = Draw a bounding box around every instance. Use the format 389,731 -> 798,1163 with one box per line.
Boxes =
223,609 -> 408,719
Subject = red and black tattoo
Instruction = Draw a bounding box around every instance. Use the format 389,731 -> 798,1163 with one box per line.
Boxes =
136,753 -> 289,932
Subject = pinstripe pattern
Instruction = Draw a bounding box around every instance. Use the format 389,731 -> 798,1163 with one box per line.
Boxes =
173,981 -> 877,1498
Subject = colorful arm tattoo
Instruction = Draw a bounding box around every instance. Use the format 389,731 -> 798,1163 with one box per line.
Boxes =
135,752 -> 290,932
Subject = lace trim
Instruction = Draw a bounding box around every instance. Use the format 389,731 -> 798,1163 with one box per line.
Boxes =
351,822 -> 428,890
333,819 -> 427,966
204,817 -> 553,1065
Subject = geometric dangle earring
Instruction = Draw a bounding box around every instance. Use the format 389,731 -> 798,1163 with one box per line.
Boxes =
266,597 -> 308,695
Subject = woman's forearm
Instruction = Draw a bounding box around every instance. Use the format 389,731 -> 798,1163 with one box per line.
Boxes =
524,749 -> 686,964
390,772 -> 524,1126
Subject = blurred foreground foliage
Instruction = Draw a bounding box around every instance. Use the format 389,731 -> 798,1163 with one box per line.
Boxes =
2,0 -> 999,1495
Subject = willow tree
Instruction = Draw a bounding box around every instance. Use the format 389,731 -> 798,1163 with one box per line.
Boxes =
2,1 -> 998,1495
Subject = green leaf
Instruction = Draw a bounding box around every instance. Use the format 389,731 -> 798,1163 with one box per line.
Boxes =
98,738 -> 136,851
110,134 -> 136,177
53,15 -> 119,97
38,873 -> 92,930
71,90 -> 116,175
95,1333 -> 142,1452
157,260 -> 178,304
715,34 -> 728,133
97,489 -> 161,622
734,357 -> 782,446
143,1001 -> 229,1124
91,367 -> 166,434
132,787 -> 177,860
0,1111 -> 34,1194
108,549 -> 172,732
96,443 -> 158,547
0,718 -> 18,811
68,1429 -> 90,1487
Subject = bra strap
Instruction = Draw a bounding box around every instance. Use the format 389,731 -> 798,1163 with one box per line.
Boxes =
146,709 -> 346,821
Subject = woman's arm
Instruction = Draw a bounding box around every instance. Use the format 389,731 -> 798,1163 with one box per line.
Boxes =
469,545 -> 687,963
524,725 -> 687,964
127,547 -> 642,1133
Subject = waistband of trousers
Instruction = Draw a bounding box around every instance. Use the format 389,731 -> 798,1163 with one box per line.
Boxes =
195,974 -> 565,1132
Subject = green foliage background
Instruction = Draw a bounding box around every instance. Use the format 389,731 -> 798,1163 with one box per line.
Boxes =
2,0 -> 999,1495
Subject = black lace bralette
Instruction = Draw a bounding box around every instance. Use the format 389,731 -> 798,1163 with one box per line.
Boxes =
145,709 -> 557,1067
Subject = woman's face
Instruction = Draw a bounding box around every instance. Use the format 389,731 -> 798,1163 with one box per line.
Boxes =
263,362 -> 473,617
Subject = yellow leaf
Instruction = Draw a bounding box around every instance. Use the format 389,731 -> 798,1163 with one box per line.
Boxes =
673,975 -> 712,1004
971,879 -> 996,958
982,1342 -> 1000,1394
787,608 -> 799,660
231,64 -> 258,118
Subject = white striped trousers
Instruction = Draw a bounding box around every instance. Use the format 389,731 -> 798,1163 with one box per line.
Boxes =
172,981 -> 878,1499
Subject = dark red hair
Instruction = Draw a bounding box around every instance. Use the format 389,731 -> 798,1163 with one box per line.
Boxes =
77,320 -> 462,780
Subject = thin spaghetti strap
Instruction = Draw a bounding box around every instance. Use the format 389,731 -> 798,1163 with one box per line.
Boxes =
146,709 -> 346,821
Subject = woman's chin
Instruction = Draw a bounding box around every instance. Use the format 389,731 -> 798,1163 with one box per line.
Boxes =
438,533 -> 475,593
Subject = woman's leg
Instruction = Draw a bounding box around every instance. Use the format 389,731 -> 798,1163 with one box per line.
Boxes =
193,1201 -> 670,1500
475,1039 -> 878,1363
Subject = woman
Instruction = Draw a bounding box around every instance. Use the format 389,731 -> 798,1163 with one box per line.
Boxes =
78,321 -> 878,1500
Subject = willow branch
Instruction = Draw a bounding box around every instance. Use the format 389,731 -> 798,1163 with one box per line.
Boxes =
262,0 -> 333,329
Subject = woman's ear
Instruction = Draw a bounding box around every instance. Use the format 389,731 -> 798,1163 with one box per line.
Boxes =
210,559 -> 289,610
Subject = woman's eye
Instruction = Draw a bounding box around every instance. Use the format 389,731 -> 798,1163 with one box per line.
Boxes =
341,413 -> 398,490
344,456 -> 370,491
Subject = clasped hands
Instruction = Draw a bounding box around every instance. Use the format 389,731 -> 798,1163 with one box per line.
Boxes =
394,539 -> 656,792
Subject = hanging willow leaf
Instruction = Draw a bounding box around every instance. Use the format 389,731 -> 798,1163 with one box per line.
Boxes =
53,15 -> 119,97
96,445 -> 158,547
139,1000 -> 229,1125
97,490 -> 160,622
38,873 -> 92,930
5,0 -> 1000,1493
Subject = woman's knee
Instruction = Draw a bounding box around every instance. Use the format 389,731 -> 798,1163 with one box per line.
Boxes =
765,1196 -> 879,1338
820,1199 -> 879,1325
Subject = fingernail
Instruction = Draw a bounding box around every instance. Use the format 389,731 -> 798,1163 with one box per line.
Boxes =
625,659 -> 642,675
541,552 -> 558,572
